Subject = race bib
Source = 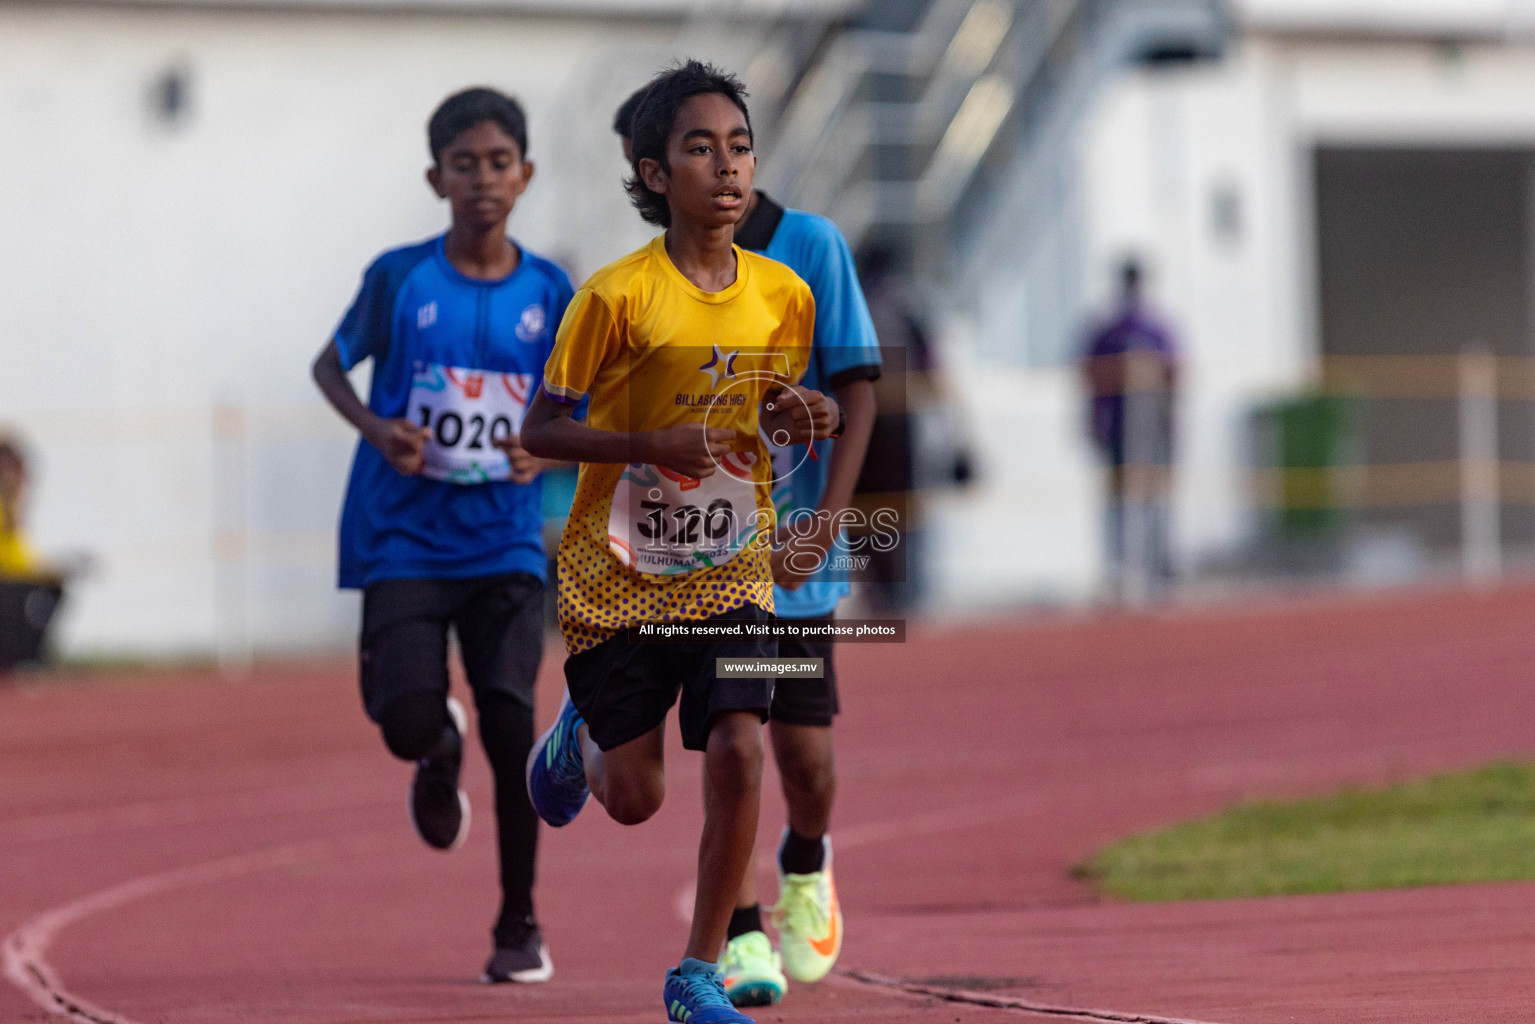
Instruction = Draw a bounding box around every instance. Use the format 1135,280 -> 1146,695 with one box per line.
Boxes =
408,362 -> 532,484
608,453 -> 765,576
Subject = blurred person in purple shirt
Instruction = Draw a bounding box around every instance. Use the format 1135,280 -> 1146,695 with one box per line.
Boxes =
1081,258 -> 1178,594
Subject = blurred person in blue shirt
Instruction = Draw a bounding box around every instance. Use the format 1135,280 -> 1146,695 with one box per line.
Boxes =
1081,257 -> 1179,593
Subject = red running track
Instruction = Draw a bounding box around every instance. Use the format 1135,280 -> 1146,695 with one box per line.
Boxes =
6,583 -> 1535,1023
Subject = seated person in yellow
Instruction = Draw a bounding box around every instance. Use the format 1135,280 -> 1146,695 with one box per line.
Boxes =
520,62 -> 839,1024
0,437 -> 41,579
0,530 -> 36,579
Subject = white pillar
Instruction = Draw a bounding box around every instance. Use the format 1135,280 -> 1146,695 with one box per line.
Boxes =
1121,351 -> 1161,606
1457,345 -> 1501,586
213,393 -> 254,677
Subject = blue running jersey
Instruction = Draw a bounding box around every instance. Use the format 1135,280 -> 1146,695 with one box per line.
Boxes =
332,235 -> 574,589
736,195 -> 882,619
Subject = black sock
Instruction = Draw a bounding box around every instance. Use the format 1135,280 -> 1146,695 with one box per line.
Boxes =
778,829 -> 825,874
727,904 -> 764,940
478,693 -> 539,949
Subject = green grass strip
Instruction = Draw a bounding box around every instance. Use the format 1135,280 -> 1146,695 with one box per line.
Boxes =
1077,761 -> 1535,901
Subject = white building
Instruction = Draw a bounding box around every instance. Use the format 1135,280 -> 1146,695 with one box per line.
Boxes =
927,0 -> 1535,610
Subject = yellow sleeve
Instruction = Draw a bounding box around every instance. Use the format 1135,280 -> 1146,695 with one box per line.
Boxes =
543,287 -> 622,406
0,530 -> 37,578
785,284 -> 815,385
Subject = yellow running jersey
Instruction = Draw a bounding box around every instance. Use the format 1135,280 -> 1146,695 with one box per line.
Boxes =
543,235 -> 813,653
0,526 -> 39,579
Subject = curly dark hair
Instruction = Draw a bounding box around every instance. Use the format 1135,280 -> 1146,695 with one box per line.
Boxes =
623,61 -> 752,227
427,87 -> 528,165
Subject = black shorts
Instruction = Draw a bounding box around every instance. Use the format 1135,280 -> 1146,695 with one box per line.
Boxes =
359,573 -> 543,722
770,615 -> 839,727
564,604 -> 775,753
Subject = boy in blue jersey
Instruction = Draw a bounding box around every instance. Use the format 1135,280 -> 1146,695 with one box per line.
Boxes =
612,92 -> 881,1007
312,87 -> 572,985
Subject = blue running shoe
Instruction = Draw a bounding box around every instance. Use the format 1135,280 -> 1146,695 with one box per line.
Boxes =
664,958 -> 754,1023
525,690 -> 589,827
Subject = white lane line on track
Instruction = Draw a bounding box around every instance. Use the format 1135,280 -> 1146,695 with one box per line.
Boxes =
3,838 -> 340,1024
0,778 -> 391,846
840,970 -> 1230,1024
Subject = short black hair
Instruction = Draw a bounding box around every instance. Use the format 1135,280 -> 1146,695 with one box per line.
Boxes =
427,87 -> 528,165
624,61 -> 752,227
613,86 -> 647,140
0,436 -> 24,473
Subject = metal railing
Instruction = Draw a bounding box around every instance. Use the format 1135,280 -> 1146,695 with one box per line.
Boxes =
1108,348 -> 1535,604
763,0 -> 1084,249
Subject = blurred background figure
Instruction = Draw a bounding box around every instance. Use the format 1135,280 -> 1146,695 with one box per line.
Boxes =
853,242 -> 974,615
0,435 -> 65,672
853,243 -> 922,614
1080,258 -> 1178,602
0,436 -> 38,579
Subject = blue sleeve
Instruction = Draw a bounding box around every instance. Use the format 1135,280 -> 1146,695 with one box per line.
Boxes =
551,273 -> 576,343
333,259 -> 401,372
798,219 -> 882,385
542,269 -> 589,421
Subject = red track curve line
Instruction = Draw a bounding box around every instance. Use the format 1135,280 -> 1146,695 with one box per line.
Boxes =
833,791 -> 1054,852
841,970 -> 1230,1024
3,838 -> 341,1024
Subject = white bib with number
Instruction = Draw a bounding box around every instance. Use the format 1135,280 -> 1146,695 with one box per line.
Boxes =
608,453 -> 764,576
408,362 -> 532,484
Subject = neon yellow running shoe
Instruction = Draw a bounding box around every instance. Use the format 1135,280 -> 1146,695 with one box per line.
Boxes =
773,834 -> 842,983
721,930 -> 786,1007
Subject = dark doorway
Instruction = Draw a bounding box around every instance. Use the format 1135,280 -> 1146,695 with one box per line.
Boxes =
1315,146 -> 1535,549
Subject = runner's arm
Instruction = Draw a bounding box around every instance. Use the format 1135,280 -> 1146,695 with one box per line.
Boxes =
771,378 -> 874,589
760,384 -> 840,445
521,389 -> 734,479
310,340 -> 429,476
492,435 -> 570,485
818,378 -> 874,515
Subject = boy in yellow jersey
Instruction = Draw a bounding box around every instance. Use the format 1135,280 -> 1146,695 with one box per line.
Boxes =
520,62 -> 838,1023
0,436 -> 68,674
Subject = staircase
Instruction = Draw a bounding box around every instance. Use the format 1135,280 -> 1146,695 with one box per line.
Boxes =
758,0 -> 1230,276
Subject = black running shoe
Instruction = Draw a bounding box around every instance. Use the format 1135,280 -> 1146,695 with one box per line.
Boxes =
408,696 -> 470,851
482,919 -> 553,984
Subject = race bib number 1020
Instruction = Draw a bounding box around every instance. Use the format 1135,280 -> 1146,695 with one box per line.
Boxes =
408,362 -> 532,484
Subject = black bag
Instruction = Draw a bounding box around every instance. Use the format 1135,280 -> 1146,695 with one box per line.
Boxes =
0,580 -> 62,671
